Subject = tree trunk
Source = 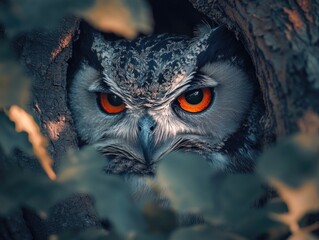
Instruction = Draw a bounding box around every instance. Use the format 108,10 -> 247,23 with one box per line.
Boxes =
1,0 -> 319,239
1,17 -> 101,240
189,0 -> 319,141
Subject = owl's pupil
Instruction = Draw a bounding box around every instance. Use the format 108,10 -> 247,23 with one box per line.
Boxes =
184,89 -> 203,105
107,94 -> 123,106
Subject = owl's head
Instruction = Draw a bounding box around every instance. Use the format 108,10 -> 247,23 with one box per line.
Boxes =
69,26 -> 263,176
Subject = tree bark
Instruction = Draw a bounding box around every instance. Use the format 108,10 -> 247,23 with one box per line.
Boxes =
189,0 -> 319,142
22,17 -> 80,166
1,17 -> 100,240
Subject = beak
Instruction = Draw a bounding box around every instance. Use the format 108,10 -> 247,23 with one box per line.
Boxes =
137,114 -> 157,163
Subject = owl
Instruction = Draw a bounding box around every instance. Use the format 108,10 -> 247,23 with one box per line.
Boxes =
69,26 -> 263,179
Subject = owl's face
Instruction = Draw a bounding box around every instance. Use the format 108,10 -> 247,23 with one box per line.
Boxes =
69,26 -> 263,176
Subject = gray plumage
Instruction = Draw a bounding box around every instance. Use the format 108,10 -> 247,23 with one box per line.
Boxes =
69,26 -> 263,178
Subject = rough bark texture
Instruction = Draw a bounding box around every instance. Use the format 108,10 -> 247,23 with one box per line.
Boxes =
189,0 -> 319,141
1,1 -> 319,239
23,17 -> 80,167
0,17 -> 100,240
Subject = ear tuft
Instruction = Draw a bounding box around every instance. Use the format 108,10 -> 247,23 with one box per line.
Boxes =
79,31 -> 112,71
193,23 -> 214,38
195,26 -> 252,70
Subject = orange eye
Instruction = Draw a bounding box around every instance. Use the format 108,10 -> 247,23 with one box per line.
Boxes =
99,93 -> 126,114
177,88 -> 213,113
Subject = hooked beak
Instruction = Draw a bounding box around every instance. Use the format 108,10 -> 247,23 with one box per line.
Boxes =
137,114 -> 157,163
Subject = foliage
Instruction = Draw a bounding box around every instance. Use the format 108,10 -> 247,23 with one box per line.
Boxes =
0,1 -> 319,240
1,110 -> 318,239
0,0 -> 152,38
0,41 -> 30,108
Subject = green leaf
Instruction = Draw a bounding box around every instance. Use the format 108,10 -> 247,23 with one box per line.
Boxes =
0,0 -> 93,37
0,169 -> 63,215
132,233 -> 168,240
0,109 -> 65,215
156,152 -> 214,215
202,174 -> 265,225
0,111 -> 32,156
232,200 -> 288,239
143,203 -> 177,234
57,228 -> 113,240
57,146 -> 146,236
0,42 -> 30,108
0,0 -> 152,38
0,146 -> 146,236
170,225 -> 247,240
0,194 -> 17,214
156,152 -> 266,227
257,138 -> 319,187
